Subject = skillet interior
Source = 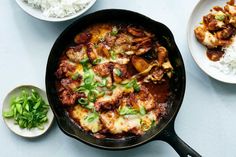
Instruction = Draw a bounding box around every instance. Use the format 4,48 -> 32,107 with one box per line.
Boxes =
45,9 -> 186,149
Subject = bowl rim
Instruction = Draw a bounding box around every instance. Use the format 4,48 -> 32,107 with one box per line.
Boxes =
15,0 -> 97,22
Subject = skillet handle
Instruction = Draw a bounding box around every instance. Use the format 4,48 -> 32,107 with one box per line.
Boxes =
155,122 -> 201,157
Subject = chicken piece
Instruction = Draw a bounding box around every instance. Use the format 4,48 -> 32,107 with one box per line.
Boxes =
115,33 -> 133,45
155,46 -> 168,65
61,78 -> 81,91
225,4 -> 236,27
127,25 -> 146,37
87,43 -> 99,63
66,45 -> 87,63
225,4 -> 236,16
58,87 -> 83,106
59,90 -> 78,106
130,86 -> 155,111
112,64 -> 129,83
70,105 -> 102,133
131,56 -> 150,73
213,6 -> 225,12
216,25 -> 236,39
105,34 -> 117,47
93,62 -> 112,77
227,0 -> 235,5
94,86 -> 133,111
55,60 -> 76,79
74,32 -> 91,44
131,37 -> 152,55
229,15 -> 236,27
96,43 -> 111,58
194,26 -> 219,48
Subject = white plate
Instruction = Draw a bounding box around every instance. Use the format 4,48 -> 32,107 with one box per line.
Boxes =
187,0 -> 236,84
15,0 -> 96,22
2,85 -> 54,138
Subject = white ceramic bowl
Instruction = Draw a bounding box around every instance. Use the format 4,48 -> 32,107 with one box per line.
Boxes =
187,0 -> 236,84
2,85 -> 54,138
15,0 -> 96,22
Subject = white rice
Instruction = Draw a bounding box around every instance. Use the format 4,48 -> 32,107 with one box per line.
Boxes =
23,0 -> 92,18
212,37 -> 236,75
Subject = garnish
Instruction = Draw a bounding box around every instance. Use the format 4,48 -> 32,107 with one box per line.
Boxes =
3,89 -> 49,129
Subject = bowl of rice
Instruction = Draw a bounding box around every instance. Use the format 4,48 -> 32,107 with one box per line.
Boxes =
15,0 -> 97,22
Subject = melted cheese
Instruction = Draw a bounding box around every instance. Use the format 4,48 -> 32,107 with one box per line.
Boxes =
71,105 -> 102,133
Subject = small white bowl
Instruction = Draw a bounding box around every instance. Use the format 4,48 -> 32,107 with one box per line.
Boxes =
15,0 -> 97,22
187,0 -> 236,84
2,85 -> 54,138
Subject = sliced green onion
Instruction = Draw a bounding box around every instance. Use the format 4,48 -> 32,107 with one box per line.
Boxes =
84,77 -> 93,85
84,71 -> 94,85
72,72 -> 80,80
2,89 -> 49,129
215,13 -> 225,21
124,79 -> 140,92
94,44 -> 98,48
80,57 -> 90,72
111,26 -> 118,36
85,112 -> 99,123
78,98 -> 88,105
114,68 -> 122,77
140,106 -> 146,115
96,91 -> 105,97
111,85 -> 116,90
110,50 -> 116,60
92,58 -> 102,65
88,91 -> 97,102
85,103 -> 95,110
16,103 -> 23,114
118,106 -> 138,115
99,37 -> 105,42
3,111 -> 13,118
124,80 -> 135,88
133,81 -> 140,92
80,57 -> 89,64
97,78 -> 107,87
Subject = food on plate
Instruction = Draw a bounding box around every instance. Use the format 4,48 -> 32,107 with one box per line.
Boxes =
23,0 -> 93,18
55,23 -> 174,138
3,89 -> 49,129
194,0 -> 236,61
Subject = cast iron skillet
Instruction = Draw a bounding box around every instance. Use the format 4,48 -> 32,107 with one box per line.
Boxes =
46,9 -> 201,157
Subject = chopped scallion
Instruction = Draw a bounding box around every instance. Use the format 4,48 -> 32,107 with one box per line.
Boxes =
111,26 -> 119,36
85,112 -> 99,123
78,98 -> 88,105
114,68 -> 122,77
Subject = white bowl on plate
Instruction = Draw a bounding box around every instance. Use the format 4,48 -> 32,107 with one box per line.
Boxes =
187,0 -> 236,84
2,85 -> 54,138
15,0 -> 96,22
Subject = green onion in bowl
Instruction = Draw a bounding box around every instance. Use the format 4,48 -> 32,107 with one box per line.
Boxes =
2,85 -> 54,138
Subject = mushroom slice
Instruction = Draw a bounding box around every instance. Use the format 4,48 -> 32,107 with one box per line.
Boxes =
155,45 -> 168,65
